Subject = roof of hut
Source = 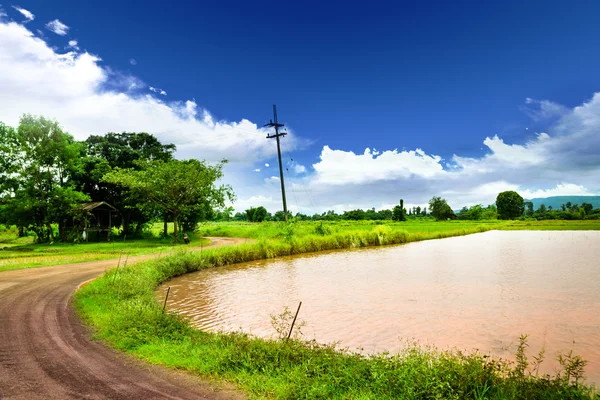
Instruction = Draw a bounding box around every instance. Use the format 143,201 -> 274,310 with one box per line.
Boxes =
81,201 -> 118,212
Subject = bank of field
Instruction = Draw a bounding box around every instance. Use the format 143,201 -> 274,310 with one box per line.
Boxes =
75,220 -> 599,399
0,223 -> 209,272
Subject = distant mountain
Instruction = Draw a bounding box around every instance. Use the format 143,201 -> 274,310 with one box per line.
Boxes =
525,196 -> 600,210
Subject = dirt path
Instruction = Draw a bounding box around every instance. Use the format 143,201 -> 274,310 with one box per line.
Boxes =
0,237 -> 248,400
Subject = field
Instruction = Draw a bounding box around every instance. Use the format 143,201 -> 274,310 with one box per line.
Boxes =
0,223 -> 209,272
73,219 -> 600,399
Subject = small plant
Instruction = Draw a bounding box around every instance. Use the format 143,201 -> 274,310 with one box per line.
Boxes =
513,334 -> 529,380
270,305 -> 307,340
313,222 -> 331,236
557,349 -> 588,387
280,222 -> 296,242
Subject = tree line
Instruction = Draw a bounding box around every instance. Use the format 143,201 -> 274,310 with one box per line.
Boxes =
0,115 -> 232,242
228,191 -> 598,223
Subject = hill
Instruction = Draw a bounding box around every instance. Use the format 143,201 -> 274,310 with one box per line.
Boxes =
526,196 -> 600,210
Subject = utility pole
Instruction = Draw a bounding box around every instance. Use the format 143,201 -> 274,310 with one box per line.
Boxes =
264,105 -> 288,222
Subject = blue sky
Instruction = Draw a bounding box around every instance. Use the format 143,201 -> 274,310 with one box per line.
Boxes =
1,1 -> 600,213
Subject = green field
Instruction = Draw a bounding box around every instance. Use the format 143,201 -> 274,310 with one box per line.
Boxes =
73,219 -> 599,399
0,223 -> 209,272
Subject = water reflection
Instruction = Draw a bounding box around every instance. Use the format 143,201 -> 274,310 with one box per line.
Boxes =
158,231 -> 600,383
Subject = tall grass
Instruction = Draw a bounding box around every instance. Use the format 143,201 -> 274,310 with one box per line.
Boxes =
75,224 -> 597,399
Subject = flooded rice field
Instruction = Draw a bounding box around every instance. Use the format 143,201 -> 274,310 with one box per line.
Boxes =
157,231 -> 600,382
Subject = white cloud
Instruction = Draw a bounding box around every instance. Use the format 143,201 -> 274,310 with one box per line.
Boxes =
149,86 -> 167,96
312,146 -> 444,185
67,39 -> 79,50
0,21 -> 305,164
254,168 -> 260,172
522,98 -> 569,121
264,176 -> 280,185
294,163 -> 306,174
519,183 -> 592,199
233,195 -> 283,213
265,163 -> 270,167
129,58 -> 137,65
12,6 -> 34,22
45,19 -> 69,35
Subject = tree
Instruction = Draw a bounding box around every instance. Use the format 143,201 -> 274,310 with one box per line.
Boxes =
378,209 -> 393,220
245,206 -> 268,222
1,115 -> 88,242
392,199 -> 406,221
581,203 -> 593,215
458,204 -> 484,220
428,196 -> 456,221
496,191 -> 524,220
524,201 -> 534,217
343,209 -> 366,220
79,132 -> 176,236
104,159 -> 233,242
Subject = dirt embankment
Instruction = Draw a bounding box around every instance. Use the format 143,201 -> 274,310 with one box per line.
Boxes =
0,237 -> 247,400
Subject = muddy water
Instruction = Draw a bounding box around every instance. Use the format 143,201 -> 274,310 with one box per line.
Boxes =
158,231 -> 600,383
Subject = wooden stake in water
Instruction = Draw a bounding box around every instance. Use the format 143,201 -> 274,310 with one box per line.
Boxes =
287,301 -> 302,341
162,287 -> 171,313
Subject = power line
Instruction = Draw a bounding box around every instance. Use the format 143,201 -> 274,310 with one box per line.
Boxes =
263,105 -> 288,222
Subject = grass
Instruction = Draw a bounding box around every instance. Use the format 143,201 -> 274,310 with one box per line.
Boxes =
0,223 -> 209,271
74,220 -> 599,399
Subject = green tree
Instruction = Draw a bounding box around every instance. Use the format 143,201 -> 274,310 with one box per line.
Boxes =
104,159 -> 233,242
524,201 -> 534,217
1,115 -> 88,242
581,203 -> 593,215
79,132 -> 176,236
496,191 -> 525,220
392,199 -> 406,221
343,209 -> 366,220
252,206 -> 269,222
428,196 -> 456,221
378,209 -> 393,220
537,204 -> 547,215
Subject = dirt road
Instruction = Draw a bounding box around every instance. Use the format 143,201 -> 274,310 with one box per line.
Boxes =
0,237 -> 247,400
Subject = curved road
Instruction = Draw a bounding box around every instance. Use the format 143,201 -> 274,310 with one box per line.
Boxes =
0,237 -> 247,400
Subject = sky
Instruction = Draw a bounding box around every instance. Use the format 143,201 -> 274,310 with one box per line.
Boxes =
1,0 -> 600,214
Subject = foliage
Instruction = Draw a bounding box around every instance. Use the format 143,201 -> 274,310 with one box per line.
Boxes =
245,206 -> 269,222
428,196 -> 457,221
497,191 -> 525,220
79,132 -> 176,236
104,159 -> 234,242
0,115 -> 89,242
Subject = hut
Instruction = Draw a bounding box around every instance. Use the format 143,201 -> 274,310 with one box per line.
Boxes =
81,201 -> 117,241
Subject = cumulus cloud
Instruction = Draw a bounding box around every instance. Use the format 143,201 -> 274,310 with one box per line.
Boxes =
265,163 -> 270,167
312,146 -> 444,185
129,58 -> 137,65
0,20 -> 304,164
45,19 -> 69,35
67,39 -> 79,50
254,168 -> 260,172
12,6 -> 34,22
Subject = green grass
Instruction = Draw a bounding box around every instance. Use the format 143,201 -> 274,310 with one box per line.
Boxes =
74,220 -> 598,399
0,223 -> 209,271
500,220 -> 600,230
